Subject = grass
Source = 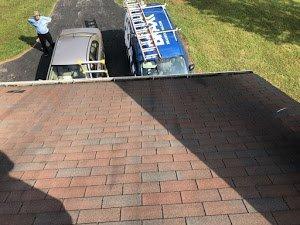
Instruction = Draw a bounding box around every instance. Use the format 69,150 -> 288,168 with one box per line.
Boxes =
0,0 -> 57,62
1,0 -> 299,100
120,0 -> 300,101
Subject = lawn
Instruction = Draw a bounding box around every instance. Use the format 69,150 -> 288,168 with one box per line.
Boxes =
1,0 -> 299,101
122,0 -> 300,101
0,0 -> 57,62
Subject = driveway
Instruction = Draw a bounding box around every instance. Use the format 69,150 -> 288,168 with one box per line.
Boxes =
0,0 -> 130,82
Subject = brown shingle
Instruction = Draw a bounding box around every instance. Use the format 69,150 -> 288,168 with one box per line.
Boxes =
1,74 -> 299,224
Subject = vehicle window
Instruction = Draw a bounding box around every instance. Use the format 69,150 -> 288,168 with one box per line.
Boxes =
157,57 -> 188,75
100,50 -> 106,70
89,40 -> 99,76
100,50 -> 105,60
141,56 -> 188,76
49,65 -> 87,80
90,41 -> 99,61
124,17 -> 131,48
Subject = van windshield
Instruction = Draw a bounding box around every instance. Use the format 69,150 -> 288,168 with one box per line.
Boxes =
141,56 -> 188,76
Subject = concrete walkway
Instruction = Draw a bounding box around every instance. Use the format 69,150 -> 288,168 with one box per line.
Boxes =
0,73 -> 299,225
0,0 -> 130,82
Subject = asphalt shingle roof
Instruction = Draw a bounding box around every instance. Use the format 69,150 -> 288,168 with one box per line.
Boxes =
0,73 -> 299,225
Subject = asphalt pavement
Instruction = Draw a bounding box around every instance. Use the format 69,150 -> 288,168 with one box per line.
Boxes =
0,0 -> 130,82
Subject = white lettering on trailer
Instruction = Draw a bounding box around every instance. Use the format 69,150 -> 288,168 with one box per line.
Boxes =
145,14 -> 170,46
158,21 -> 170,45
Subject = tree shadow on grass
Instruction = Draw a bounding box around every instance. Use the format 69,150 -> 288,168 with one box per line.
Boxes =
116,73 -> 300,224
0,151 -> 72,225
186,0 -> 300,44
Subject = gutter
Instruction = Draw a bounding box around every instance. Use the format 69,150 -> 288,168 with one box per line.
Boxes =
0,70 -> 253,87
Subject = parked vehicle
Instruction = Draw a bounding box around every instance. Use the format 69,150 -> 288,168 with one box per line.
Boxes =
124,0 -> 194,76
47,28 -> 108,80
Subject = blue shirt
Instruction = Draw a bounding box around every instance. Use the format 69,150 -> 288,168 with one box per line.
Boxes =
28,16 -> 52,34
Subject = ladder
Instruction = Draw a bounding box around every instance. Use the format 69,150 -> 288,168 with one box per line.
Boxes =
124,0 -> 162,61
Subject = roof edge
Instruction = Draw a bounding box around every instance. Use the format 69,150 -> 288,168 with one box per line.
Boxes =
0,70 -> 253,87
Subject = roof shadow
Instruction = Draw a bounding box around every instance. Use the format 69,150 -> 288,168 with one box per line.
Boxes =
0,151 -> 73,225
116,73 -> 300,224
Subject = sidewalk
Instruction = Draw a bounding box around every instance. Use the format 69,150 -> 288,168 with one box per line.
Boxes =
0,73 -> 299,225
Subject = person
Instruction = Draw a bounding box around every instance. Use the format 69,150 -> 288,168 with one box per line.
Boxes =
28,11 -> 55,56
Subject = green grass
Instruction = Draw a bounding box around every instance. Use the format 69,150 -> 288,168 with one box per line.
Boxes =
0,0 -> 57,61
1,0 -> 299,100
120,0 -> 300,101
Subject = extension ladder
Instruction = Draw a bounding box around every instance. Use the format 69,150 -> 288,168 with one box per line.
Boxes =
124,0 -> 162,61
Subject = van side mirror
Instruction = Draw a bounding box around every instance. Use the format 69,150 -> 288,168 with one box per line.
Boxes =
188,64 -> 195,71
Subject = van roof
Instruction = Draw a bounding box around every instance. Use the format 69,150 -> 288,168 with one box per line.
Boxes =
135,4 -> 185,62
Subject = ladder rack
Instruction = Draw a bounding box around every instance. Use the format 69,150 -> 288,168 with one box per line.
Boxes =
124,0 -> 162,61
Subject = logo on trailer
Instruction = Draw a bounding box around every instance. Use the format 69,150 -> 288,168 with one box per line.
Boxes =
145,14 -> 170,46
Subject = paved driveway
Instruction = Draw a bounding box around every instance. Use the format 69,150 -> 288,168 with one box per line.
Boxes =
0,0 -> 130,82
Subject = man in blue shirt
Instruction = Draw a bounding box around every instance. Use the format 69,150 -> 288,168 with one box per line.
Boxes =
28,11 -> 55,56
